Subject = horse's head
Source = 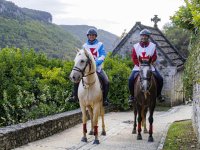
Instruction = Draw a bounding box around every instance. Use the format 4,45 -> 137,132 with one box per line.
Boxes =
70,49 -> 96,83
139,60 -> 153,93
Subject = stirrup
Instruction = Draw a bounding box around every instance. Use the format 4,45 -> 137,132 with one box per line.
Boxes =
128,96 -> 135,103
157,95 -> 165,103
68,96 -> 78,103
103,98 -> 109,106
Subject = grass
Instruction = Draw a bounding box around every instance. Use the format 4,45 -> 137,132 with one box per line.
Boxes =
155,106 -> 171,111
163,120 -> 199,150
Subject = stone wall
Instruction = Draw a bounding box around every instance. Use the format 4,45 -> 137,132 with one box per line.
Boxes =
171,70 -> 184,106
0,107 -> 114,150
116,29 -> 140,57
192,83 -> 200,143
160,67 -> 184,106
0,107 -> 113,150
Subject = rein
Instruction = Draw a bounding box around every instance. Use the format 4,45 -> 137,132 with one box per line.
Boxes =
139,64 -> 153,93
72,53 -> 96,88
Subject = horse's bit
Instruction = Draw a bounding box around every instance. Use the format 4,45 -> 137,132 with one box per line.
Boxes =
139,64 -> 153,92
72,53 -> 95,87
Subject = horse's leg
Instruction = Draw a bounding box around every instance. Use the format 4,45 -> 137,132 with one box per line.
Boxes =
148,105 -> 155,142
101,104 -> 106,136
87,106 -> 94,135
132,103 -> 137,134
137,104 -> 142,140
80,106 -> 88,142
93,103 -> 101,144
143,107 -> 148,133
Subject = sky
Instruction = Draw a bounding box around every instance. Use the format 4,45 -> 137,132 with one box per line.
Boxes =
8,0 -> 185,36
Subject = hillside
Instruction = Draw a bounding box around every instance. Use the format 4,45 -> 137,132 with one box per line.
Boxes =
0,0 -> 119,59
0,16 -> 82,59
60,25 -> 120,51
0,0 -> 83,59
0,0 -> 52,22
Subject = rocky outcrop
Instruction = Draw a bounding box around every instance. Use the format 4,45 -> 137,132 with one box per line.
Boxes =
0,0 -> 52,23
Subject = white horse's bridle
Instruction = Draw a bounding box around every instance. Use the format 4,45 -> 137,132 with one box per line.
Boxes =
72,52 -> 96,88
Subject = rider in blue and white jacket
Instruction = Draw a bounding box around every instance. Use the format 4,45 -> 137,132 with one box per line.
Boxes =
83,37 -> 106,73
69,28 -> 109,106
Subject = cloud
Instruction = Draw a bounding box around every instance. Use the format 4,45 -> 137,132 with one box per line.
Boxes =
8,0 -> 75,14
8,0 -> 185,36
55,17 -> 119,26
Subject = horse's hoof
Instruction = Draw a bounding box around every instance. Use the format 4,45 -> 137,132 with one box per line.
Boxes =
81,137 -> 87,142
101,131 -> 106,136
143,129 -> 148,134
132,129 -> 137,134
93,139 -> 100,144
137,134 -> 142,140
148,136 -> 154,142
89,131 -> 94,135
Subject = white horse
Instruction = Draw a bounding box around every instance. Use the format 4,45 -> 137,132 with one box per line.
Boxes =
70,49 -> 106,144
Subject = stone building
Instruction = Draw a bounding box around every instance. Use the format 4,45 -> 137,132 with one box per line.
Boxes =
112,20 -> 186,106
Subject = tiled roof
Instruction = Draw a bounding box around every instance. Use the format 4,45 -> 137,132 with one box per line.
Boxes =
112,22 -> 186,69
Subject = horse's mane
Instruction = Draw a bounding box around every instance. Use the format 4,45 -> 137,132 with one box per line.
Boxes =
80,49 -> 96,71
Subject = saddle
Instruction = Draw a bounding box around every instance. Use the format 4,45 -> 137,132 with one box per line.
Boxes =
97,73 -> 104,91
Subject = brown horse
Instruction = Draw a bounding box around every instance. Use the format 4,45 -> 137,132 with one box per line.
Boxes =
133,60 -> 157,142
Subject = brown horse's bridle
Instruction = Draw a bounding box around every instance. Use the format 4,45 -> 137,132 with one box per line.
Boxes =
139,64 -> 153,92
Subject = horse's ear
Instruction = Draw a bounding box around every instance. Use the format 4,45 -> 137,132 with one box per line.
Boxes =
75,47 -> 80,53
83,48 -> 89,57
139,56 -> 143,64
148,57 -> 152,64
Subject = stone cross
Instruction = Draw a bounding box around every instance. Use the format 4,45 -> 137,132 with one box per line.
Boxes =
151,15 -> 161,28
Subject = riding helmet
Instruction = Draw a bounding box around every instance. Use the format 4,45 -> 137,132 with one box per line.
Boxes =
87,28 -> 98,36
140,29 -> 151,36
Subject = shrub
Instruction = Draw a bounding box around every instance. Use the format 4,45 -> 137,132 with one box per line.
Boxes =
104,54 -> 132,110
0,48 -> 77,126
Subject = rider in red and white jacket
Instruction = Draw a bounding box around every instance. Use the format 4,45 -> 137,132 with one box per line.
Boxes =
132,40 -> 157,71
128,29 -> 164,104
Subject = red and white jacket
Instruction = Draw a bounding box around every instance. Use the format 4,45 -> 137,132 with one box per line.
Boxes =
131,41 -> 157,71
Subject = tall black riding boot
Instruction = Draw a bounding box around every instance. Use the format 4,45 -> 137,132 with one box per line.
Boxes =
97,70 -> 110,106
157,81 -> 165,103
103,83 -> 109,106
128,71 -> 138,104
153,70 -> 165,103
68,83 -> 79,103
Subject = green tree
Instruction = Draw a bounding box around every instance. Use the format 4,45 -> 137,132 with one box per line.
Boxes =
171,0 -> 200,32
171,0 -> 200,100
162,22 -> 192,57
185,0 -> 200,28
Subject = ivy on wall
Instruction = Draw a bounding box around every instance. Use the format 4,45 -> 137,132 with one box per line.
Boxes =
183,34 -> 200,100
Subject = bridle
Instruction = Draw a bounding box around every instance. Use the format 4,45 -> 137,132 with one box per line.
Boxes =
72,53 -> 94,77
72,52 -> 95,87
139,63 -> 153,92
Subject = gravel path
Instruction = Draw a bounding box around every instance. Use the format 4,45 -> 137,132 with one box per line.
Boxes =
15,104 -> 192,150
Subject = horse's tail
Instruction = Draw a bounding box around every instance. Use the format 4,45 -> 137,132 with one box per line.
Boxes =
141,105 -> 145,127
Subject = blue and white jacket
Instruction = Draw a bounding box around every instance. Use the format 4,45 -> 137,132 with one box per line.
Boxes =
83,39 -> 106,72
